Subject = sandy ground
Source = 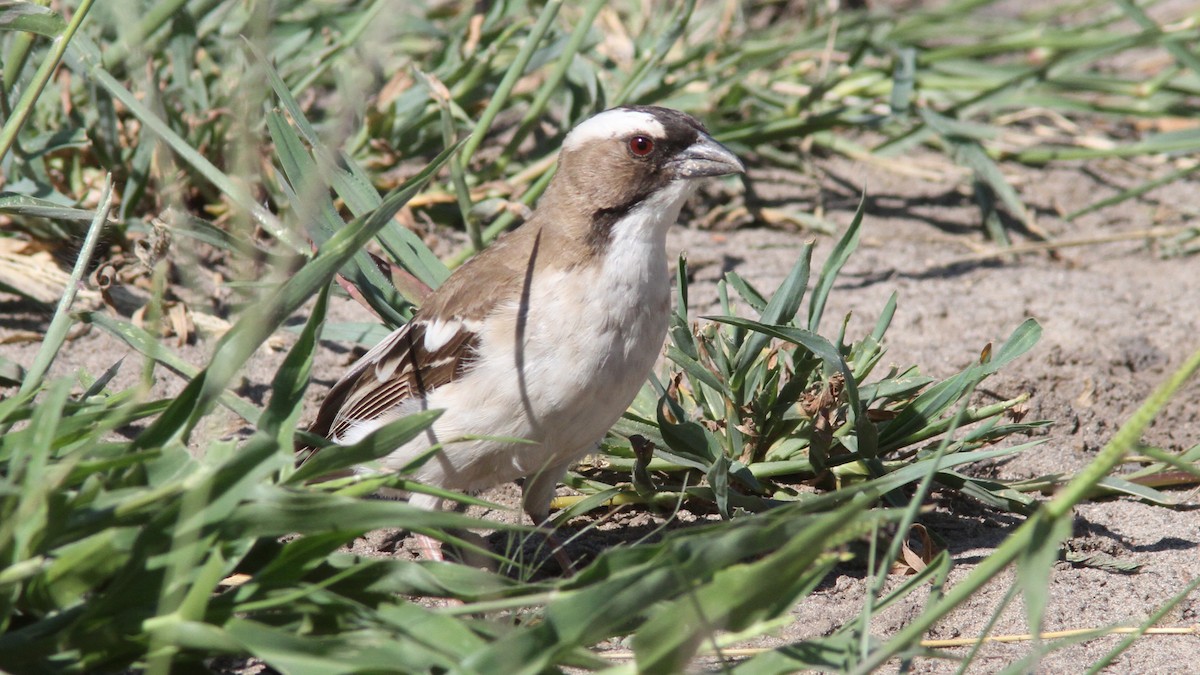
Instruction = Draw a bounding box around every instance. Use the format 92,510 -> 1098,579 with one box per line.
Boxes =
2,141 -> 1197,671
704,152 -> 1200,671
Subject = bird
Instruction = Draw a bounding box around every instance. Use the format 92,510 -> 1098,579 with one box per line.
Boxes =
302,105 -> 744,566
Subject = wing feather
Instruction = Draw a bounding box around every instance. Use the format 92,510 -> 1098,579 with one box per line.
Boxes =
298,318 -> 479,462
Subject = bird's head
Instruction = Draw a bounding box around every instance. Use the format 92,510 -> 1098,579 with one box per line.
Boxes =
546,106 -> 744,249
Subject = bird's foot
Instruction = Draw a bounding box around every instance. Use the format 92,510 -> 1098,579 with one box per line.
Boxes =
548,534 -> 576,576
414,533 -> 445,561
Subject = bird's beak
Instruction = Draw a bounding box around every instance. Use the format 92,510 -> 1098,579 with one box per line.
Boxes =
670,132 -> 745,179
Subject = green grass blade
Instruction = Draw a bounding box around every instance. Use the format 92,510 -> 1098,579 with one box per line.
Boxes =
0,0 -> 92,164
133,140 -> 461,449
878,319 -> 1041,449
632,504 -> 874,671
458,0 -> 562,169
1112,0 -> 1200,78
16,175 -> 112,398
288,409 -> 442,484
69,39 -> 304,252
0,2 -> 66,37
259,285 -> 328,440
462,497 -> 886,674
1015,507 -> 1072,662
733,244 -> 812,373
0,193 -> 97,221
920,107 -> 1030,238
495,0 -> 605,171
225,617 -> 457,674
220,487 -> 488,540
256,43 -> 449,291
612,0 -> 696,105
81,311 -> 261,426
808,194 -> 865,332
267,109 -> 411,326
1066,160 -> 1200,221
855,344 -> 1200,673
1086,575 -> 1200,674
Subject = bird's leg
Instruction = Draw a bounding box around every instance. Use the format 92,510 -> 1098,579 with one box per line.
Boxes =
414,531 -> 468,608
414,533 -> 446,561
407,492 -> 449,562
524,507 -> 575,575
540,526 -> 577,576
522,462 -> 576,575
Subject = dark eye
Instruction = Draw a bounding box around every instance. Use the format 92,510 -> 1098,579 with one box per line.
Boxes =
629,135 -> 654,157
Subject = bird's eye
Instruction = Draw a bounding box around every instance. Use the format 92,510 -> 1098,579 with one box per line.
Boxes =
628,135 -> 654,157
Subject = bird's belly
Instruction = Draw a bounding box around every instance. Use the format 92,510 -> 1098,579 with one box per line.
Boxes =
519,266 -> 669,451
404,267 -> 668,489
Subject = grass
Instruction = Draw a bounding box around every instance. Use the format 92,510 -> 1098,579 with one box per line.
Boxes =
1,0 -> 1199,672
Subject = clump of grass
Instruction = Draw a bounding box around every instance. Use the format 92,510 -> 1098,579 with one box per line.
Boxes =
587,203 -> 1048,523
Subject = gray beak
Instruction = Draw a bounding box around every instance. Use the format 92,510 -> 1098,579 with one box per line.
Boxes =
670,132 -> 745,179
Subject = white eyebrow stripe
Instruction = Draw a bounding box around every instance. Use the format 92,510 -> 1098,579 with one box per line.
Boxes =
562,109 -> 666,150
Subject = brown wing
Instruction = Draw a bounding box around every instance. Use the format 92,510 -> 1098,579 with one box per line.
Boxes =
297,319 -> 479,462
299,218 -> 542,463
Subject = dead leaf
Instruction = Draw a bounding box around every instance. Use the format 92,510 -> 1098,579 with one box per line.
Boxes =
1007,400 -> 1030,423
1133,117 -> 1200,133
892,523 -> 941,575
0,238 -> 98,306
167,302 -> 194,347
1,330 -> 45,345
1075,377 -> 1095,408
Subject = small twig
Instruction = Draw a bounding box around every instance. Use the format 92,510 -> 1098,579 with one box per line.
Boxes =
942,226 -> 1191,265
921,624 -> 1200,648
550,491 -> 650,510
17,174 -> 114,398
597,624 -> 1200,661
